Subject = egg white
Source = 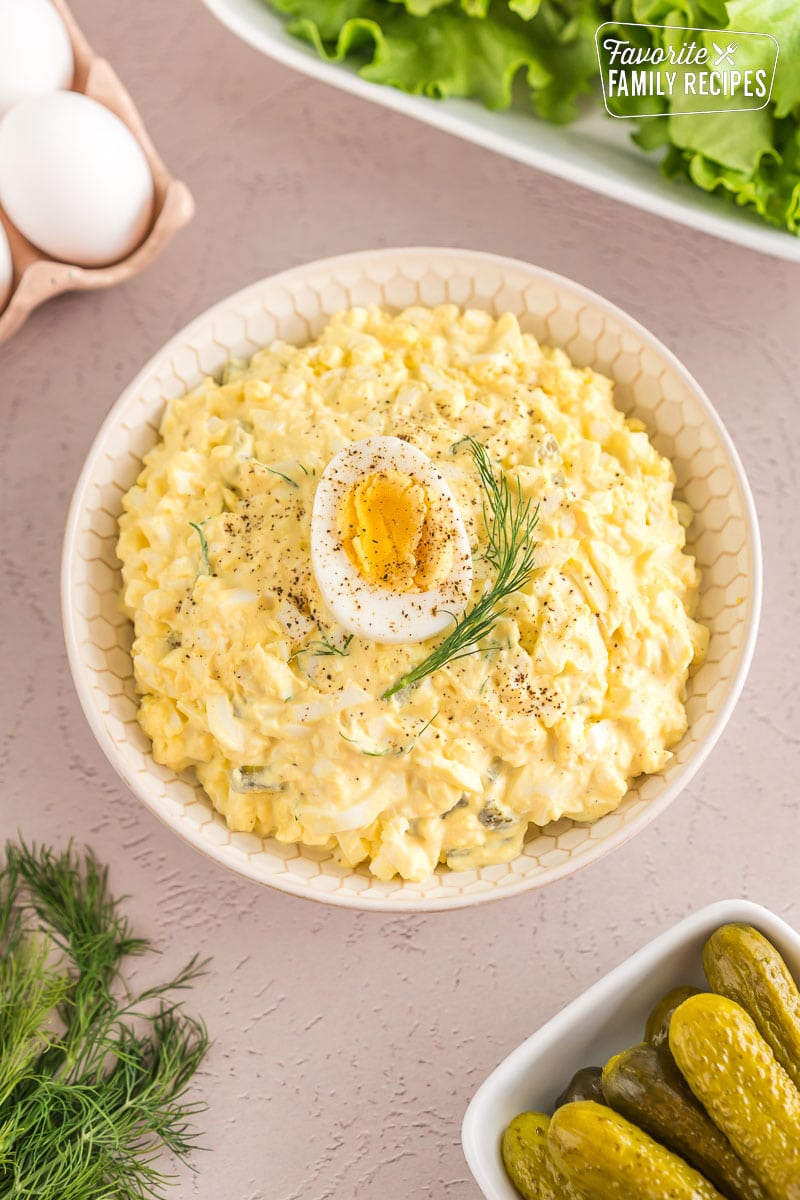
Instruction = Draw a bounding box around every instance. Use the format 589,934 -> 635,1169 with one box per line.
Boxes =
310,436 -> 473,644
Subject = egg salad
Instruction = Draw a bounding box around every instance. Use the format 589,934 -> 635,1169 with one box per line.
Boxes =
117,305 -> 708,882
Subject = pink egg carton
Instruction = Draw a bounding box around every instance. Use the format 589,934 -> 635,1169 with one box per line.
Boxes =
0,0 -> 194,344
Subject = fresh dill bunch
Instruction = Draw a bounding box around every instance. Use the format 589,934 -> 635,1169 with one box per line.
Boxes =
382,438 -> 538,700
0,841 -> 210,1200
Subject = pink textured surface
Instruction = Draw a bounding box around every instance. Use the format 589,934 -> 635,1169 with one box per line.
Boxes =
0,1 -> 798,1196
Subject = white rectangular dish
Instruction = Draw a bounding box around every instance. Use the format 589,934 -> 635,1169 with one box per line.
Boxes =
461,899 -> 800,1199
203,0 -> 800,263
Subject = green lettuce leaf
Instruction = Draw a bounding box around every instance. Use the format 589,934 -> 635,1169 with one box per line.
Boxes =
727,0 -> 800,117
612,0 -> 729,25
266,0 -> 800,236
268,0 -> 606,121
676,117 -> 800,230
269,0 -> 378,41
605,1 -> 797,231
670,110 -> 774,174
509,0 -> 544,17
385,0 -> 459,16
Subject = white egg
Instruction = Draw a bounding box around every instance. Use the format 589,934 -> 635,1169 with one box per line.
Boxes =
0,222 -> 12,311
311,436 -> 473,645
0,0 -> 74,117
0,92 -> 154,267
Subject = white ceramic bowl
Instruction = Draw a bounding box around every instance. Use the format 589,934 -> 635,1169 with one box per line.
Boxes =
62,247 -> 761,911
462,899 -> 800,1199
202,0 -> 800,263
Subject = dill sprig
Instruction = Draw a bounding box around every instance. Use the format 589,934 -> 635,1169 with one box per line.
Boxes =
0,841 -> 210,1200
188,521 -> 211,576
308,631 -> 353,658
289,630 -> 353,666
251,460 -> 299,488
382,438 -> 538,701
340,711 -> 438,757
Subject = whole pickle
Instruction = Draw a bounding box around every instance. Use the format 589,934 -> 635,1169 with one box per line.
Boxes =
548,1100 -> 725,1199
501,1111 -> 576,1200
602,1041 -> 769,1200
645,985 -> 702,1049
704,923 -> 800,1092
554,1066 -> 604,1109
670,993 -> 800,1200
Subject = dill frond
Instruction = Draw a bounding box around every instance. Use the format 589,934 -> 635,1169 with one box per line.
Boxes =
250,460 -> 298,488
307,632 -> 353,658
188,521 -> 211,576
289,630 -> 353,667
339,711 -> 439,757
382,438 -> 538,700
0,842 -> 210,1200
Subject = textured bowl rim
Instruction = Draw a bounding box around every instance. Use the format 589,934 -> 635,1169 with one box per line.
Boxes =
461,899 -> 800,1198
60,246 -> 762,910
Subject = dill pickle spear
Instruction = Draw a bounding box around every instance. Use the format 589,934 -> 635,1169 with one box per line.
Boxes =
501,1111 -> 577,1200
602,1041 -> 770,1200
670,993 -> 800,1200
703,923 -> 800,1092
548,1100 -> 725,1199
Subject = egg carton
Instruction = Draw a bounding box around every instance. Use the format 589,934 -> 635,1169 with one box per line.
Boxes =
0,0 -> 194,344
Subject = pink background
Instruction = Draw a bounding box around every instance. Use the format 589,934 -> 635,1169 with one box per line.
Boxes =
1,1 -> 799,1196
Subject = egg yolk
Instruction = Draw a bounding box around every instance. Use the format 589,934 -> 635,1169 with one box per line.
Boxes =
337,470 -> 455,592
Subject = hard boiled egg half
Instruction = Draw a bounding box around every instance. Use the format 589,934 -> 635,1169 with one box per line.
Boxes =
311,436 -> 473,644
